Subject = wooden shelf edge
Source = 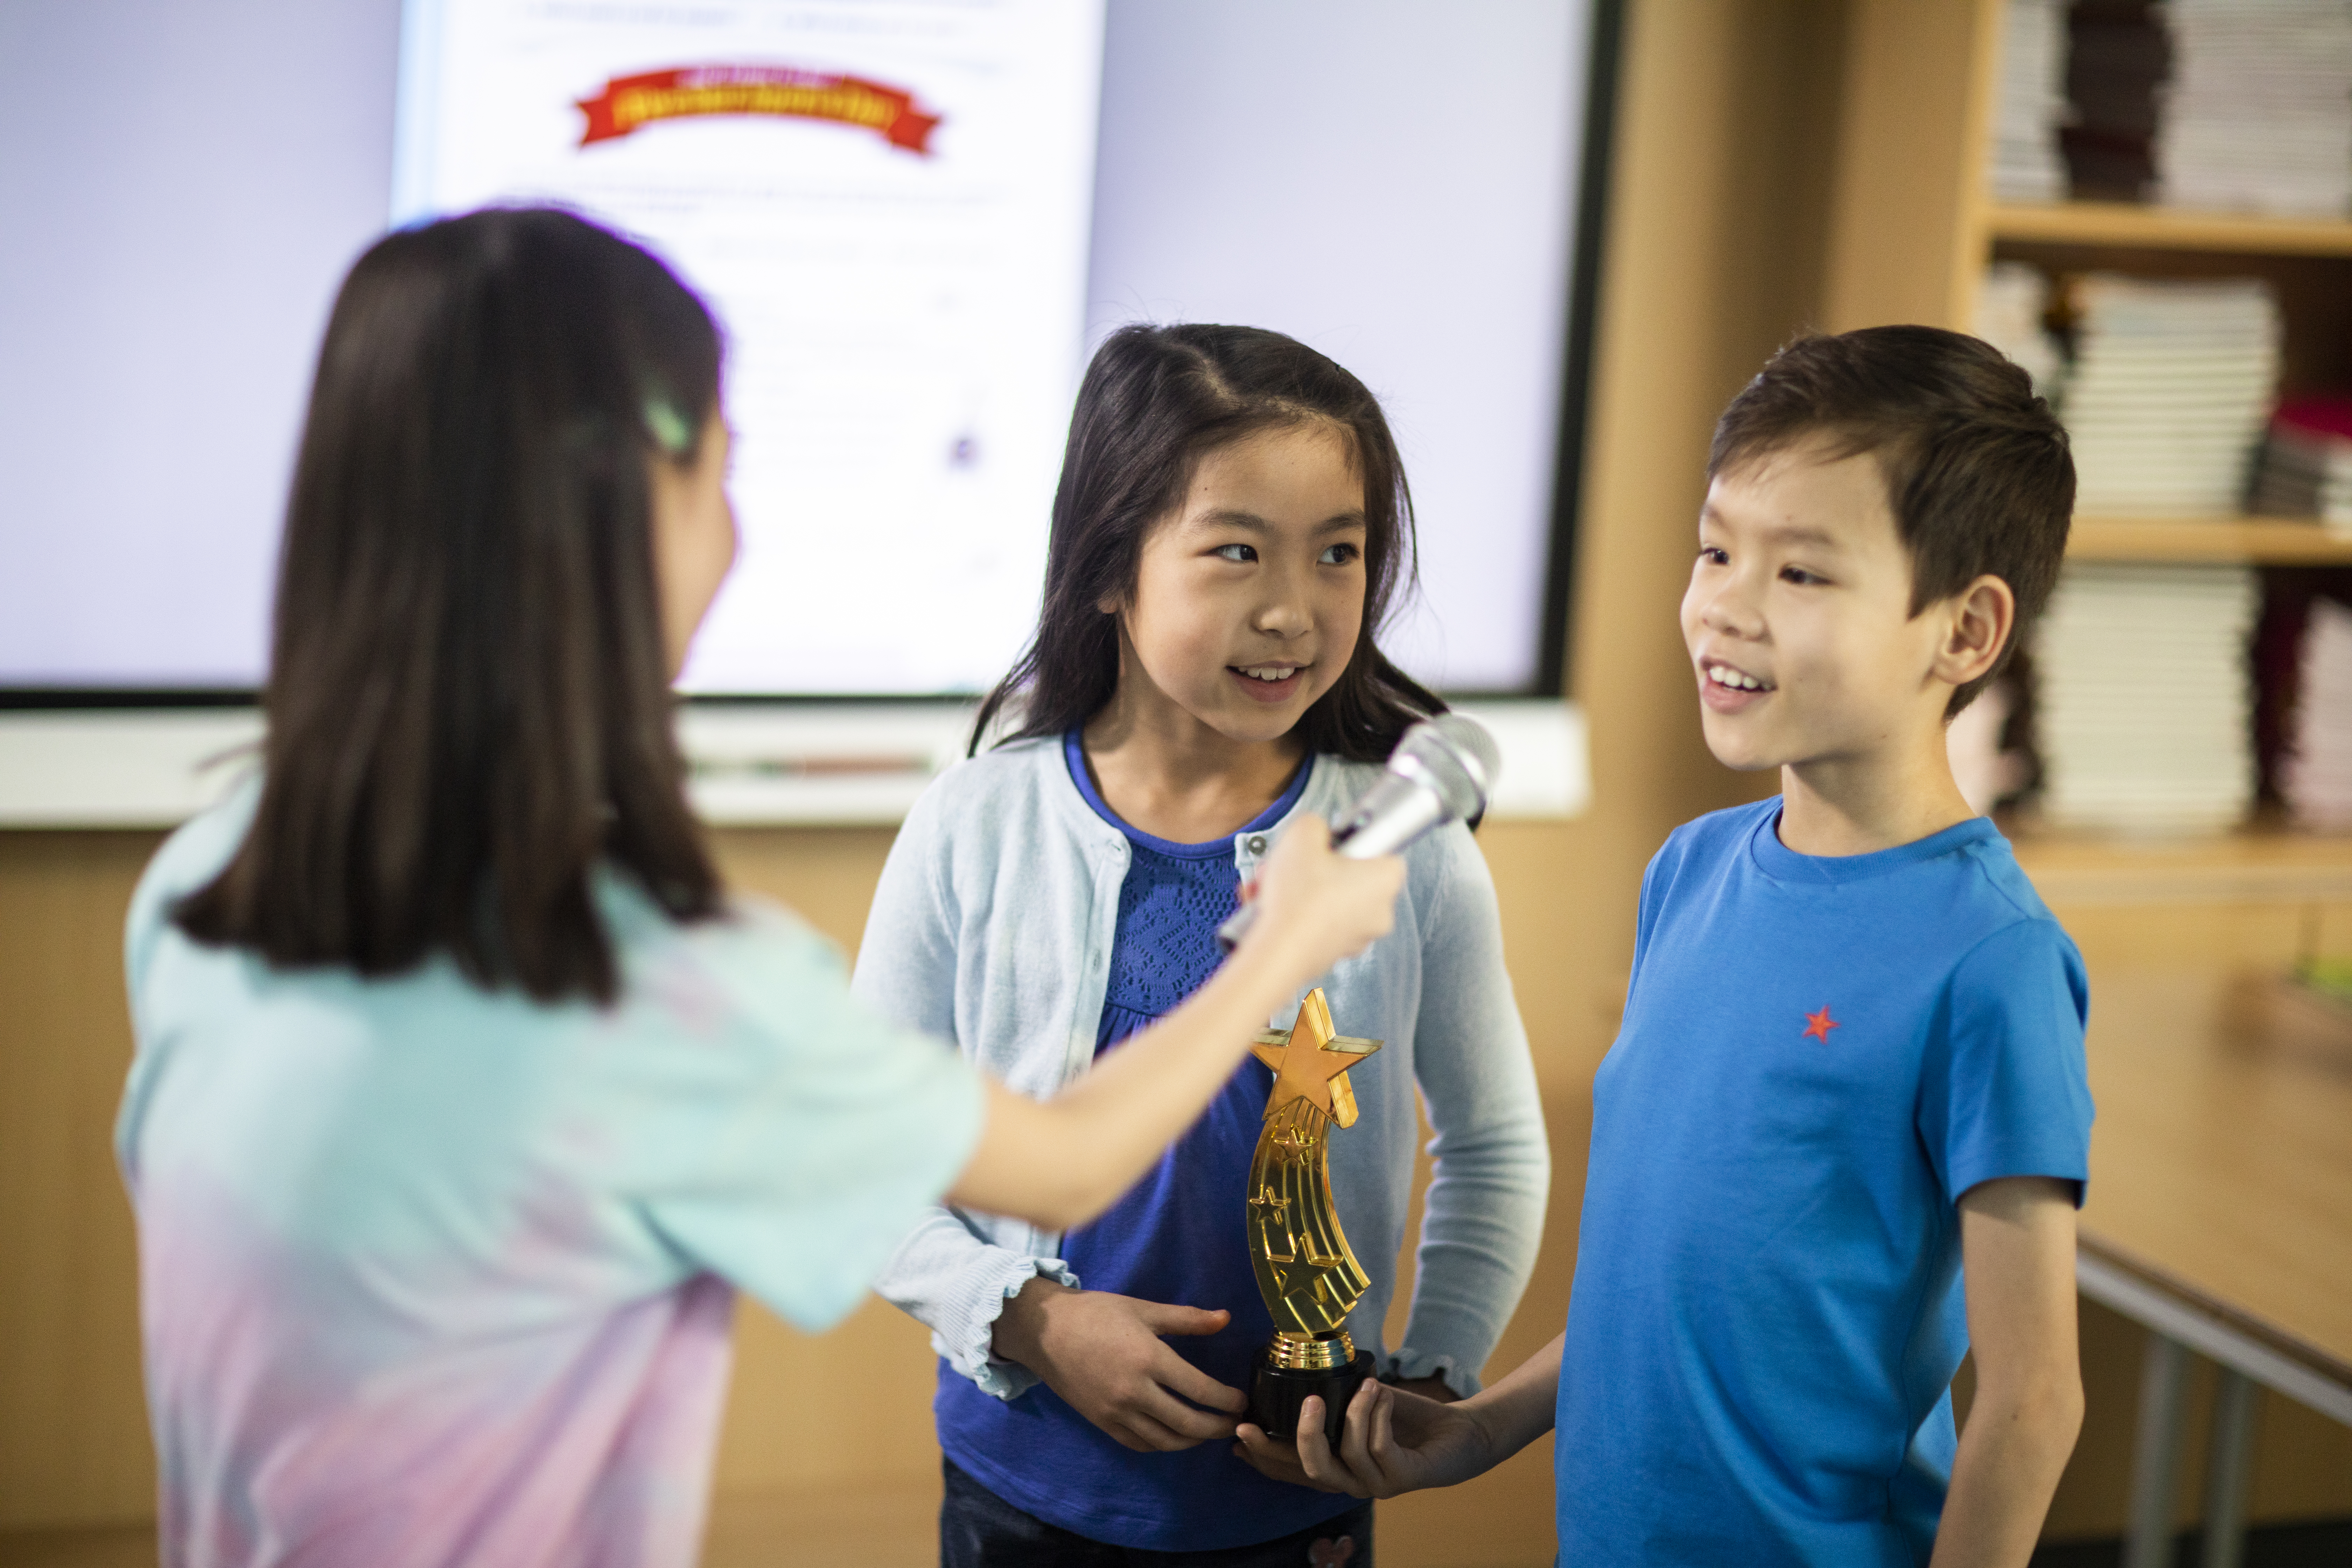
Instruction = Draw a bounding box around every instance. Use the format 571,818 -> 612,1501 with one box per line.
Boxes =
2066,517 -> 2352,565
1989,201 -> 2352,257
2079,1232 -> 2352,1396
2009,825 -> 2352,906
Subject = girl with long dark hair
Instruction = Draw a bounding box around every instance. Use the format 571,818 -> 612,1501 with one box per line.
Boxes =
117,215 -> 1401,1568
856,324 -> 1550,1566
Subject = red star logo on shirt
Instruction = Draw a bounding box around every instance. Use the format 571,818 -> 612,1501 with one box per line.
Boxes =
1802,1006 -> 1840,1042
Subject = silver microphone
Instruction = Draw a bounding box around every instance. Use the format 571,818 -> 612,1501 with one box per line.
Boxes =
1215,713 -> 1500,952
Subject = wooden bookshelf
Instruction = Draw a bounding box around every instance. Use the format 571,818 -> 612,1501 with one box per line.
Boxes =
2067,517 -> 2352,565
1988,201 -> 2352,259
1824,0 -> 2352,855
2010,824 -> 2352,907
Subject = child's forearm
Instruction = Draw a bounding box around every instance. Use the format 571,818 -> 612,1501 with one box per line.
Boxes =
1927,1382 -> 2082,1568
1935,1177 -> 2086,1567
950,919 -> 1360,1229
1458,1331 -> 1565,1470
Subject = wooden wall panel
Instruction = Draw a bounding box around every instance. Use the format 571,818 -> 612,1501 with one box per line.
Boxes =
1822,0 -> 1998,332
0,833 -> 163,1530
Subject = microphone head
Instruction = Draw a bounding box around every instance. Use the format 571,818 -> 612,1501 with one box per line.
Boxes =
1391,712 -> 1499,823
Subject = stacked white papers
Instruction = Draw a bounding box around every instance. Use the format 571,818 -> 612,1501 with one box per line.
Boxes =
1991,0 -> 2073,203
2283,597 -> 2352,827
2036,563 -> 2260,831
1976,262 -> 2068,401
2062,274 -> 2280,516
2156,0 -> 2352,217
2252,398 -> 2352,528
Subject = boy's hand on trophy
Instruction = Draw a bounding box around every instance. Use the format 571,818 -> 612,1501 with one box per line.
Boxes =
1241,816 -> 1404,975
1233,1380 -> 1491,1498
990,1279 -> 1247,1452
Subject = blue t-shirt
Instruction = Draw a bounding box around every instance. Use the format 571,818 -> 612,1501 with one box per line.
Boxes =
1556,801 -> 2093,1566
933,733 -> 1345,1551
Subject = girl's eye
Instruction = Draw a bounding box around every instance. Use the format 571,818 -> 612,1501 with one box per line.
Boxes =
1780,565 -> 1826,586
1319,542 -> 1361,566
1212,543 -> 1258,564
1698,546 -> 1729,566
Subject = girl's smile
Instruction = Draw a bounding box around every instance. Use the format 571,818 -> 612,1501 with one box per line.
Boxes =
1082,420 -> 1369,842
1230,661 -> 1310,702
1105,422 -> 1368,746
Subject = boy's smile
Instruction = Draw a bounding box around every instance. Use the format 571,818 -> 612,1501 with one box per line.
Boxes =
1699,656 -> 1776,712
1681,438 -> 1939,774
1680,436 -> 2014,855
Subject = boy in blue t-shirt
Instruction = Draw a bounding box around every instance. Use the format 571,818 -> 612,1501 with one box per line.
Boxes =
1239,326 -> 2095,1566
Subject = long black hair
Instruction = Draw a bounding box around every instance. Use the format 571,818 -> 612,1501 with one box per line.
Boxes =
176,208 -> 725,1005
972,323 -> 1442,760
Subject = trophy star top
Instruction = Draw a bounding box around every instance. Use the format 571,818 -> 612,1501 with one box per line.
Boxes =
1252,988 -> 1382,1127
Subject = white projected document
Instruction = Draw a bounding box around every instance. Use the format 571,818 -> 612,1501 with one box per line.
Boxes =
394,0 -> 1105,693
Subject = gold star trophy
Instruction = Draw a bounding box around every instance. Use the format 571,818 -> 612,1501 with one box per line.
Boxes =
1244,986 -> 1382,1443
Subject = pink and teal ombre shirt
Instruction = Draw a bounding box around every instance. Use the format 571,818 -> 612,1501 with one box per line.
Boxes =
117,781 -> 984,1568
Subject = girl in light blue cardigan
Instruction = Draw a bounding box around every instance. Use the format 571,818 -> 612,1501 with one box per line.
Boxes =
855,325 -> 1550,1567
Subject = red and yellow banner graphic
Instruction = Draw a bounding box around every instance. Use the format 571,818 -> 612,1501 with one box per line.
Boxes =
576,65 -> 941,153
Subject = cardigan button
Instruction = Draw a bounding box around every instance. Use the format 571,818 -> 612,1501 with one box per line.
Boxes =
1245,835 -> 1268,855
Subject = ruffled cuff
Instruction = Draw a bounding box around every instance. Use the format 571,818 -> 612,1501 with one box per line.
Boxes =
1382,1346 -> 1480,1399
937,1254 -> 1081,1401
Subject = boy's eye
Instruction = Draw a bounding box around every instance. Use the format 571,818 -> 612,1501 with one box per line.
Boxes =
1780,565 -> 1826,586
1212,543 -> 1258,564
1698,545 -> 1729,566
1318,542 -> 1361,566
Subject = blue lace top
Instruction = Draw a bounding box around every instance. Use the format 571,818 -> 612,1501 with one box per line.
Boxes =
1070,732 -> 1311,1046
928,730 -> 1338,1551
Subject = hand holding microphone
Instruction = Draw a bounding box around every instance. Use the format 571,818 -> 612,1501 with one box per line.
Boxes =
1218,714 -> 1501,953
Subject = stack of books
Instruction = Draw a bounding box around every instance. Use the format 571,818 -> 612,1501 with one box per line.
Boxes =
2154,0 -> 2352,217
1990,0 -> 2072,203
1975,262 -> 2067,401
2061,274 -> 2280,516
2062,0 -> 2168,201
2283,596 -> 2352,828
2036,563 -> 2260,831
2252,397 -> 2352,530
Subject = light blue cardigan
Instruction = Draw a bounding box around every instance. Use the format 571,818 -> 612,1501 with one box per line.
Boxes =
852,735 -> 1550,1401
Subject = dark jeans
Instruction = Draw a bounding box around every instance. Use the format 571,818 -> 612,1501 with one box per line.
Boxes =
940,1456 -> 1374,1568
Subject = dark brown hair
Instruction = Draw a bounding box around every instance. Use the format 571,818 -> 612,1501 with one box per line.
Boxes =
972,323 -> 1442,760
1709,325 -> 2075,715
176,208 -> 724,1004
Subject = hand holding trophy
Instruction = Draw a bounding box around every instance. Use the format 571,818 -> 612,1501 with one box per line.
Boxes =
1232,714 -> 1502,1448
1244,986 -> 1383,1444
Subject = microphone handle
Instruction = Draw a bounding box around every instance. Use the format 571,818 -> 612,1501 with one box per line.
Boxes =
1212,783 -> 1444,953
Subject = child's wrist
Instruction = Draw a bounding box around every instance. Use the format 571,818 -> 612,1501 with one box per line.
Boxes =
1243,906 -> 1342,986
989,1273 -> 1065,1369
1456,1389 -> 1516,1475
1217,928 -> 1315,1005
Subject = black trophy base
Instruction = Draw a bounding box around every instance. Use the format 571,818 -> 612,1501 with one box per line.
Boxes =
1251,1346 -> 1376,1444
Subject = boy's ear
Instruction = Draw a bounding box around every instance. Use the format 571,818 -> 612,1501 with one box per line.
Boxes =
1932,573 -> 2017,691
